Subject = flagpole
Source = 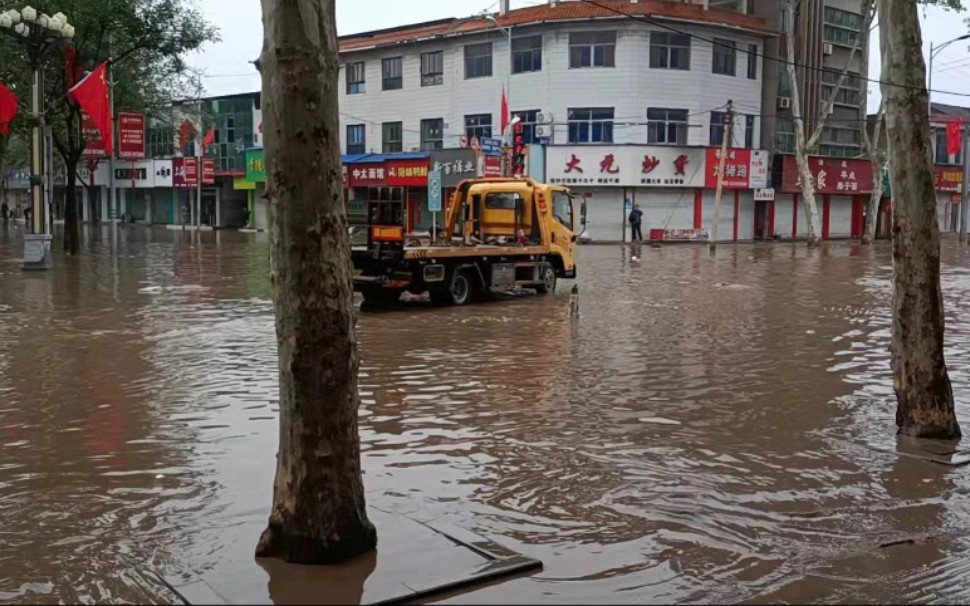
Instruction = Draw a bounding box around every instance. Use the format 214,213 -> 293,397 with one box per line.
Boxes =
196,73 -> 202,228
108,57 -> 116,225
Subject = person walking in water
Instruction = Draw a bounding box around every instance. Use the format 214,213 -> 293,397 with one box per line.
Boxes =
629,203 -> 643,242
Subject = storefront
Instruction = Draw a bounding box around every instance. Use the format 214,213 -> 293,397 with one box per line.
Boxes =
243,149 -> 267,230
545,145 -> 768,243
430,148 -> 479,218
774,155 -> 873,240
935,165 -> 962,233
345,153 -> 431,236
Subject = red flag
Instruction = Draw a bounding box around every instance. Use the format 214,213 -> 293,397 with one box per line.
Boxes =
947,118 -> 963,157
0,82 -> 16,136
202,128 -> 215,154
500,88 -> 509,136
68,63 -> 112,156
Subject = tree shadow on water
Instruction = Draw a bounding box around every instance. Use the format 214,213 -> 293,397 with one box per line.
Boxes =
257,549 -> 378,605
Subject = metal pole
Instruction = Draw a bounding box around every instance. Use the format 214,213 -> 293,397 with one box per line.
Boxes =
961,126 -> 969,244
928,42 -> 934,119
710,100 -> 733,253
196,76 -> 203,227
30,65 -> 42,235
108,61 -> 116,224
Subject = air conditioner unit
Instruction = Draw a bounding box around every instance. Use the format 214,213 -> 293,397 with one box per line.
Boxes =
823,43 -> 833,55
536,111 -> 553,124
536,125 -> 547,137
778,96 -> 792,110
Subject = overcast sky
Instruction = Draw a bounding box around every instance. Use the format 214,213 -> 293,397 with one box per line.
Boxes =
190,0 -> 970,113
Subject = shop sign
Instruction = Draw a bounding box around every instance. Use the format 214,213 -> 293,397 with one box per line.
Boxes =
386,159 -> 430,187
545,146 -> 706,188
173,157 -> 215,188
754,188 -> 775,201
347,163 -> 386,187
483,155 -> 502,177
246,149 -> 265,183
705,148 -> 769,189
779,155 -> 873,195
935,165 -> 963,193
117,112 -> 146,160
430,149 -> 478,187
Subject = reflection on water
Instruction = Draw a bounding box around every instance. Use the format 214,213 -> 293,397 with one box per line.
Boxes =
4,224 -> 970,604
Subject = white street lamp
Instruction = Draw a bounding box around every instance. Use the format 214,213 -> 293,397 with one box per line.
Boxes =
0,4 -> 76,268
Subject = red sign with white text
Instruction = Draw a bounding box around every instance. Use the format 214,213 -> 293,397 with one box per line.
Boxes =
82,113 -> 107,158
386,159 -> 430,186
347,163 -> 386,187
172,157 -> 215,188
483,155 -> 502,177
935,165 -> 963,193
117,112 -> 146,160
779,155 -> 873,195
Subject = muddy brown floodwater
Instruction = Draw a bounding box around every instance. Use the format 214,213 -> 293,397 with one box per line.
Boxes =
4,225 -> 970,604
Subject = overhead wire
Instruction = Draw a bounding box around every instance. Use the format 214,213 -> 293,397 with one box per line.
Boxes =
577,0 -> 970,98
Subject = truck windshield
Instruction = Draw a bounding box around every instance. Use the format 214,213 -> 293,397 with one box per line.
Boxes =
553,192 -> 574,231
484,192 -> 521,209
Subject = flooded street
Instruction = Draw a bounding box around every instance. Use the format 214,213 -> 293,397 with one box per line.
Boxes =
5,225 -> 970,604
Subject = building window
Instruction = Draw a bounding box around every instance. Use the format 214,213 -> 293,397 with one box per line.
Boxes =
776,119 -> 795,153
421,118 -> 444,151
821,70 -> 863,106
382,122 -> 402,153
568,107 -> 613,143
512,35 -> 542,74
824,7 -> 863,46
421,51 -> 443,86
747,44 -> 758,79
465,114 -> 492,140
569,31 -> 616,68
778,63 -> 792,97
382,57 -> 403,90
465,42 -> 493,79
646,108 -> 688,145
346,61 -> 365,94
650,32 -> 690,70
710,111 -> 728,146
820,127 -> 862,157
745,115 -> 756,148
347,124 -> 366,154
226,115 -> 235,144
712,38 -> 736,76
513,109 -> 541,144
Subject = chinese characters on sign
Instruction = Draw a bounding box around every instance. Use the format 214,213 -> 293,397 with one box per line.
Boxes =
172,157 -> 215,188
431,159 -> 475,177
779,155 -> 873,195
546,147 -> 708,188
935,165 -> 963,193
117,112 -> 146,160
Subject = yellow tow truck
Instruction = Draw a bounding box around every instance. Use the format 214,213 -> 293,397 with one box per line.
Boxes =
352,177 -> 587,306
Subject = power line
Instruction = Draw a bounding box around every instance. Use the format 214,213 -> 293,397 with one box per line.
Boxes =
577,0 -> 970,99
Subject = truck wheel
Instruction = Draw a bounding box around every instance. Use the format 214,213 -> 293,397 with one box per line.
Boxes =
432,271 -> 473,306
535,265 -> 557,295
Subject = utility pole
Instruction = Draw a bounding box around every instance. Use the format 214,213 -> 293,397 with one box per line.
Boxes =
710,100 -> 733,253
107,57 -> 117,225
197,74 -> 203,228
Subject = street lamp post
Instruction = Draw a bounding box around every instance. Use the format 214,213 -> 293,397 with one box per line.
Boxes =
0,6 -> 75,270
485,15 -> 514,173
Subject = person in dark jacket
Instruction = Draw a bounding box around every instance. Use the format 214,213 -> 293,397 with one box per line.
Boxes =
629,203 -> 643,242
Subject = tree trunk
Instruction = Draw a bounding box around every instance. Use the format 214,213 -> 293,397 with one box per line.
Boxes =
862,162 -> 883,245
255,0 -> 377,564
64,161 -> 80,255
878,0 -> 960,440
784,0 -> 823,247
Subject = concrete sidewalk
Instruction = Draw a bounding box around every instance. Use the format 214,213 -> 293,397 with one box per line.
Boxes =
155,508 -> 541,605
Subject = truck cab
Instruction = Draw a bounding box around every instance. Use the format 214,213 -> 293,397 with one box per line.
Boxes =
352,177 -> 586,306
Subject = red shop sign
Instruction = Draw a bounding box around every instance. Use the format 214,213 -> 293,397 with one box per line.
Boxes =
483,155 -> 502,177
706,148 -> 752,189
173,157 -> 216,188
780,155 -> 873,195
117,112 -> 146,160
935,165 -> 963,193
347,163 -> 386,187
386,159 -> 429,186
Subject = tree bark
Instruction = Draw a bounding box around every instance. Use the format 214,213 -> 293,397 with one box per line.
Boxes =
862,106 -> 886,245
878,0 -> 960,440
256,0 -> 377,564
784,0 -> 823,247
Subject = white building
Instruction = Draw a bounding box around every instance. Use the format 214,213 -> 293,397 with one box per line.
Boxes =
337,0 -> 776,242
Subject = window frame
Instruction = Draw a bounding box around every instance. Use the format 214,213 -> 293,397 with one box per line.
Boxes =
382,57 -> 403,91
382,121 -> 403,153
464,113 -> 493,141
569,31 -> 616,69
464,42 -> 493,79
513,109 -> 541,144
747,43 -> 758,79
646,108 -> 689,145
421,51 -> 444,87
567,107 -> 614,144
512,35 -> 543,74
710,111 -> 727,146
346,124 -> 366,155
649,32 -> 690,70
346,61 -> 366,95
420,118 -> 444,151
712,38 -> 737,76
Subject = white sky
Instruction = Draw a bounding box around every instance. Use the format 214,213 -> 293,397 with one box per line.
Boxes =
190,0 -> 970,113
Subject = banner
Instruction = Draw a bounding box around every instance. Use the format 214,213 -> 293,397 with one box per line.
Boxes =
172,157 -> 215,188
82,113 -> 107,158
117,112 -> 146,160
